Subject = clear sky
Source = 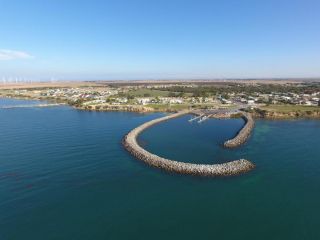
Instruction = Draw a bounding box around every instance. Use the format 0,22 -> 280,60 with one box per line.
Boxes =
0,0 -> 320,80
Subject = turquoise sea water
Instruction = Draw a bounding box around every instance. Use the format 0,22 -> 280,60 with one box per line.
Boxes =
1,98 -> 320,240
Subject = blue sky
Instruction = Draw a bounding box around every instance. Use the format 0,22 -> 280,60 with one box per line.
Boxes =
0,0 -> 320,80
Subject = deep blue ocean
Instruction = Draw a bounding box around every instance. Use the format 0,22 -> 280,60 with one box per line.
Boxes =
1,98 -> 320,240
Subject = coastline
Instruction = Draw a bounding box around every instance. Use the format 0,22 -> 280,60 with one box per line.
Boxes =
249,108 -> 320,119
69,104 -> 320,120
1,94 -> 320,119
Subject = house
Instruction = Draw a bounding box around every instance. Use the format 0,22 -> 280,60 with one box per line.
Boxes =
116,98 -> 128,103
169,98 -> 183,104
247,100 -> 255,105
136,98 -> 151,105
221,98 -> 232,104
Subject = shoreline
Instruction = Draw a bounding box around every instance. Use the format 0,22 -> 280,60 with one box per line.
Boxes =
1,95 -> 320,119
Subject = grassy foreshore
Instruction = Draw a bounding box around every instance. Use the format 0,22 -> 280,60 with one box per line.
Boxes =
249,105 -> 320,119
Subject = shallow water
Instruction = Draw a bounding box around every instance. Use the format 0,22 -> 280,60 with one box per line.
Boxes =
1,98 -> 320,240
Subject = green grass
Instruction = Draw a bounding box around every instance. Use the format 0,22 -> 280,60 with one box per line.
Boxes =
145,103 -> 224,111
145,104 -> 190,111
127,89 -> 172,97
261,104 -> 319,113
126,89 -> 193,97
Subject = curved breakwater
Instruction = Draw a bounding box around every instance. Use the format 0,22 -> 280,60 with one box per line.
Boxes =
224,113 -> 254,148
123,111 -> 255,176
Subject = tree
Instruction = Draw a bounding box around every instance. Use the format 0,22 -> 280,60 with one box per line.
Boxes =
168,92 -> 176,97
177,92 -> 184,97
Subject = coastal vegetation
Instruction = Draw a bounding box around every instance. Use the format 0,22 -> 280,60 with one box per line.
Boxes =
250,105 -> 320,119
119,88 -> 192,98
151,82 -> 320,96
0,80 -> 319,118
260,104 -> 320,112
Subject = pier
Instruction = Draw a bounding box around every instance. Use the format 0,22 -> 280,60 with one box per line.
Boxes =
123,111 -> 255,177
190,109 -> 255,148
197,114 -> 212,123
188,114 -> 203,122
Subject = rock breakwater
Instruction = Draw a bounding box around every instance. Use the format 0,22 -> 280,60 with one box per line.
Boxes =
224,113 -> 254,148
123,111 -> 255,176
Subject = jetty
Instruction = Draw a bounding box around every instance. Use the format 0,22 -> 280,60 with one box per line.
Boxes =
197,114 -> 212,123
188,114 -> 203,122
123,110 -> 255,177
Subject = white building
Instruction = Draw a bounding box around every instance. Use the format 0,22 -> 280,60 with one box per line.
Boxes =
169,98 -> 183,104
136,98 -> 151,105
